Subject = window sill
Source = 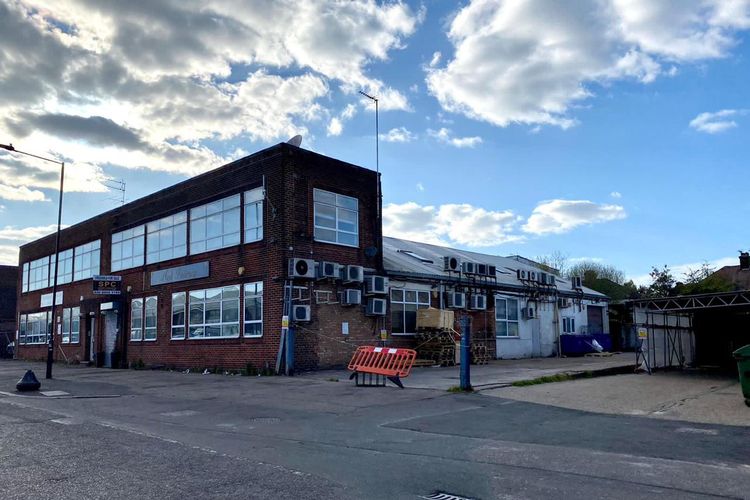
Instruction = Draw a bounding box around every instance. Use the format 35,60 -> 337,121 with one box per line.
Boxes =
495,336 -> 521,339
313,238 -> 359,249
243,334 -> 263,339
186,335 -> 241,340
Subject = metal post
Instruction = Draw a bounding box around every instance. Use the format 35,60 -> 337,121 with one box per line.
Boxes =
459,315 -> 471,390
285,325 -> 295,376
46,161 -> 64,379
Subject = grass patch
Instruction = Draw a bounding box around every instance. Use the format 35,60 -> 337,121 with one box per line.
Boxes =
447,385 -> 474,393
326,377 -> 339,382
511,373 -> 575,387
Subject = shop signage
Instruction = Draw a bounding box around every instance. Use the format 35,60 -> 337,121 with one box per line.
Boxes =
150,261 -> 209,286
93,275 -> 123,295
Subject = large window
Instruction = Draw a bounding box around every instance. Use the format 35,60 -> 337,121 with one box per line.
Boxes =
61,307 -> 80,344
73,240 -> 101,280
29,256 -> 50,291
52,248 -> 73,285
130,298 -> 143,341
171,292 -> 186,339
147,212 -> 187,264
390,289 -> 430,335
189,194 -> 241,254
495,297 -> 520,337
244,188 -> 263,243
243,282 -> 263,337
188,285 -> 240,339
19,311 -> 50,345
112,226 -> 145,272
313,189 -> 358,247
144,296 -> 157,340
21,262 -> 29,293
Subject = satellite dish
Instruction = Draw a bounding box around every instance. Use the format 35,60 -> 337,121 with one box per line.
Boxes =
287,135 -> 303,147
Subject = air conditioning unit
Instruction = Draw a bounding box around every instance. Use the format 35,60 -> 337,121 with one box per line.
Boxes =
517,269 -> 528,281
342,289 -> 361,306
365,275 -> 389,295
443,256 -> 461,272
462,262 -> 476,274
288,258 -> 316,279
523,306 -> 536,319
549,275 -> 556,286
292,305 -> 311,322
446,291 -> 466,309
470,294 -> 487,310
476,263 -> 488,276
572,276 -> 583,289
540,272 -> 550,285
487,265 -> 497,277
316,261 -> 339,280
557,297 -> 571,308
528,271 -> 538,283
343,265 -> 364,283
366,298 -> 387,316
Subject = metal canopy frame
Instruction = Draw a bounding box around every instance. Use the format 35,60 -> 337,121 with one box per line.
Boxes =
633,290 -> 750,312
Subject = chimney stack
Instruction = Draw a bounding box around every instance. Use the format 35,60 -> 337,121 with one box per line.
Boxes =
740,252 -> 750,271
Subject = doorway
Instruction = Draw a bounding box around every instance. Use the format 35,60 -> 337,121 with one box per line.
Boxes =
103,311 -> 118,368
86,315 -> 95,362
587,306 -> 604,334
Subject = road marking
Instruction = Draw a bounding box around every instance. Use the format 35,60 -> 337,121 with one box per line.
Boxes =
41,390 -> 70,397
675,427 -> 719,436
51,417 -> 79,425
160,409 -> 198,417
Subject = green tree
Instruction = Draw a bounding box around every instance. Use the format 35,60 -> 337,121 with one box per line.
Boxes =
645,265 -> 675,298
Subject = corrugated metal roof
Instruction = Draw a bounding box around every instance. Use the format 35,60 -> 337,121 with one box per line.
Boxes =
382,236 -> 607,299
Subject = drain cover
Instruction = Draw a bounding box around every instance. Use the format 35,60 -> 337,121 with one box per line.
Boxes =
422,492 -> 475,500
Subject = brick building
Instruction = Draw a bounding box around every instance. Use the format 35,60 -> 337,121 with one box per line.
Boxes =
16,143 -> 384,371
0,265 -> 17,357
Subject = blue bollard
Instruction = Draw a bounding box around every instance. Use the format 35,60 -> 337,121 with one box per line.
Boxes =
460,316 -> 471,390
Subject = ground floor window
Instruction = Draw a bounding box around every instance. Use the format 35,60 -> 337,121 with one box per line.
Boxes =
131,297 -> 157,341
61,307 -> 80,344
495,297 -> 519,337
188,285 -> 240,338
171,292 -> 186,339
562,317 -> 576,333
390,289 -> 430,335
244,282 -> 263,337
131,298 -> 143,341
19,311 -> 51,345
144,297 -> 157,340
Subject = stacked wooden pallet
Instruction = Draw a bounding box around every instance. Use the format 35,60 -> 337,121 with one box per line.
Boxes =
415,328 -> 457,367
471,343 -> 490,365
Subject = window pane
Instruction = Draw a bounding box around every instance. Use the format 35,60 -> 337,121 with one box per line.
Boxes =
391,303 -> 405,334
495,299 -> 507,320
338,232 -> 357,246
314,227 -> 336,243
496,321 -> 508,337
508,322 -> 519,337
507,299 -> 519,321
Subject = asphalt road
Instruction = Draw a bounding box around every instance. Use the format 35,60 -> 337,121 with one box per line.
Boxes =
1,361 -> 748,499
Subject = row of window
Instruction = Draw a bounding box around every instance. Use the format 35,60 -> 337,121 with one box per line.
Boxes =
22,241 -> 101,292
18,307 -> 79,345
130,282 -> 264,342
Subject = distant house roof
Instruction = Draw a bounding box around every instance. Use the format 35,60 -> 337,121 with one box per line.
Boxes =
712,265 -> 750,289
382,236 -> 607,300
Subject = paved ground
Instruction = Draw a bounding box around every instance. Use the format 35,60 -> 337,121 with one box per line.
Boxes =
310,352 -> 636,390
1,359 -> 749,499
484,370 -> 748,427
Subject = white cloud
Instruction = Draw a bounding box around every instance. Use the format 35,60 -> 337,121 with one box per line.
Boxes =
327,117 -> 343,137
610,191 -> 622,199
327,104 -> 359,137
523,200 -> 626,235
429,51 -> 442,67
427,128 -> 482,148
0,244 -> 19,265
427,0 -> 750,129
416,182 -> 424,192
689,109 -> 746,134
383,202 -> 523,247
0,224 -> 62,242
380,127 -> 416,143
0,184 -> 48,202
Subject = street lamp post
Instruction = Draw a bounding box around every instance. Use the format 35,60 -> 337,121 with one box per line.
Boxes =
1,143 -> 64,379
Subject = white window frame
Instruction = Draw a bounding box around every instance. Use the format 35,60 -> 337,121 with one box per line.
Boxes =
171,292 -> 186,340
61,307 -> 80,344
112,226 -> 145,272
188,285 -> 240,339
495,297 -> 520,338
144,296 -> 157,341
29,256 -> 50,291
244,188 -> 263,244
21,262 -> 29,293
189,194 -> 241,255
390,288 -> 431,336
73,240 -> 101,280
52,248 -> 74,285
562,317 -> 576,334
313,188 -> 359,247
130,298 -> 143,341
243,281 -> 263,338
146,212 -> 187,264
20,311 -> 50,345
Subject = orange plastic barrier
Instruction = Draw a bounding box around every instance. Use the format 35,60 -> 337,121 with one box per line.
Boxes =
348,346 -> 417,388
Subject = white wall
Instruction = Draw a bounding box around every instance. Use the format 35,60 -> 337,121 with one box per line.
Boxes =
633,307 -> 694,368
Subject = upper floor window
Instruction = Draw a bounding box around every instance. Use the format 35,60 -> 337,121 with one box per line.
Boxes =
244,188 -> 263,243
21,262 -> 29,292
73,240 -> 101,281
189,194 -> 240,255
495,297 -> 520,337
313,189 -> 358,247
147,212 -> 187,264
53,248 -> 73,285
29,256 -> 50,291
112,226 -> 144,272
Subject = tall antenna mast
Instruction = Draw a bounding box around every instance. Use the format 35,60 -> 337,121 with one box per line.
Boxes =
359,90 -> 380,219
103,178 -> 126,205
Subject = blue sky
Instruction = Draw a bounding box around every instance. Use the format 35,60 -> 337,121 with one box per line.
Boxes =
0,0 -> 748,284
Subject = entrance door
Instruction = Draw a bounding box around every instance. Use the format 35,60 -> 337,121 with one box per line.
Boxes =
587,306 -> 604,334
103,311 -> 118,368
86,315 -> 95,362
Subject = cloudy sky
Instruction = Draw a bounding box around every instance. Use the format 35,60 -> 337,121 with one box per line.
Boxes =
1,0 -> 748,284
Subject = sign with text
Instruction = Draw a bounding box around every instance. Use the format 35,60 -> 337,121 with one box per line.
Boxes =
150,261 -> 209,286
637,327 -> 648,339
93,275 -> 122,295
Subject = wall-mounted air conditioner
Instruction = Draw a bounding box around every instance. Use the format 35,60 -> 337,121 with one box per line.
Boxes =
572,276 -> 583,289
292,305 -> 311,322
487,265 -> 497,277
549,275 -> 556,286
364,275 -> 389,295
288,258 -> 316,279
446,291 -> 466,309
540,272 -> 550,285
470,295 -> 487,310
462,262 -> 476,274
557,297 -> 571,308
443,256 -> 461,272
316,261 -> 340,280
528,271 -> 538,283
342,289 -> 361,306
343,265 -> 364,283
366,298 -> 387,316
476,263 -> 488,276
523,306 -> 536,319
517,269 -> 528,281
